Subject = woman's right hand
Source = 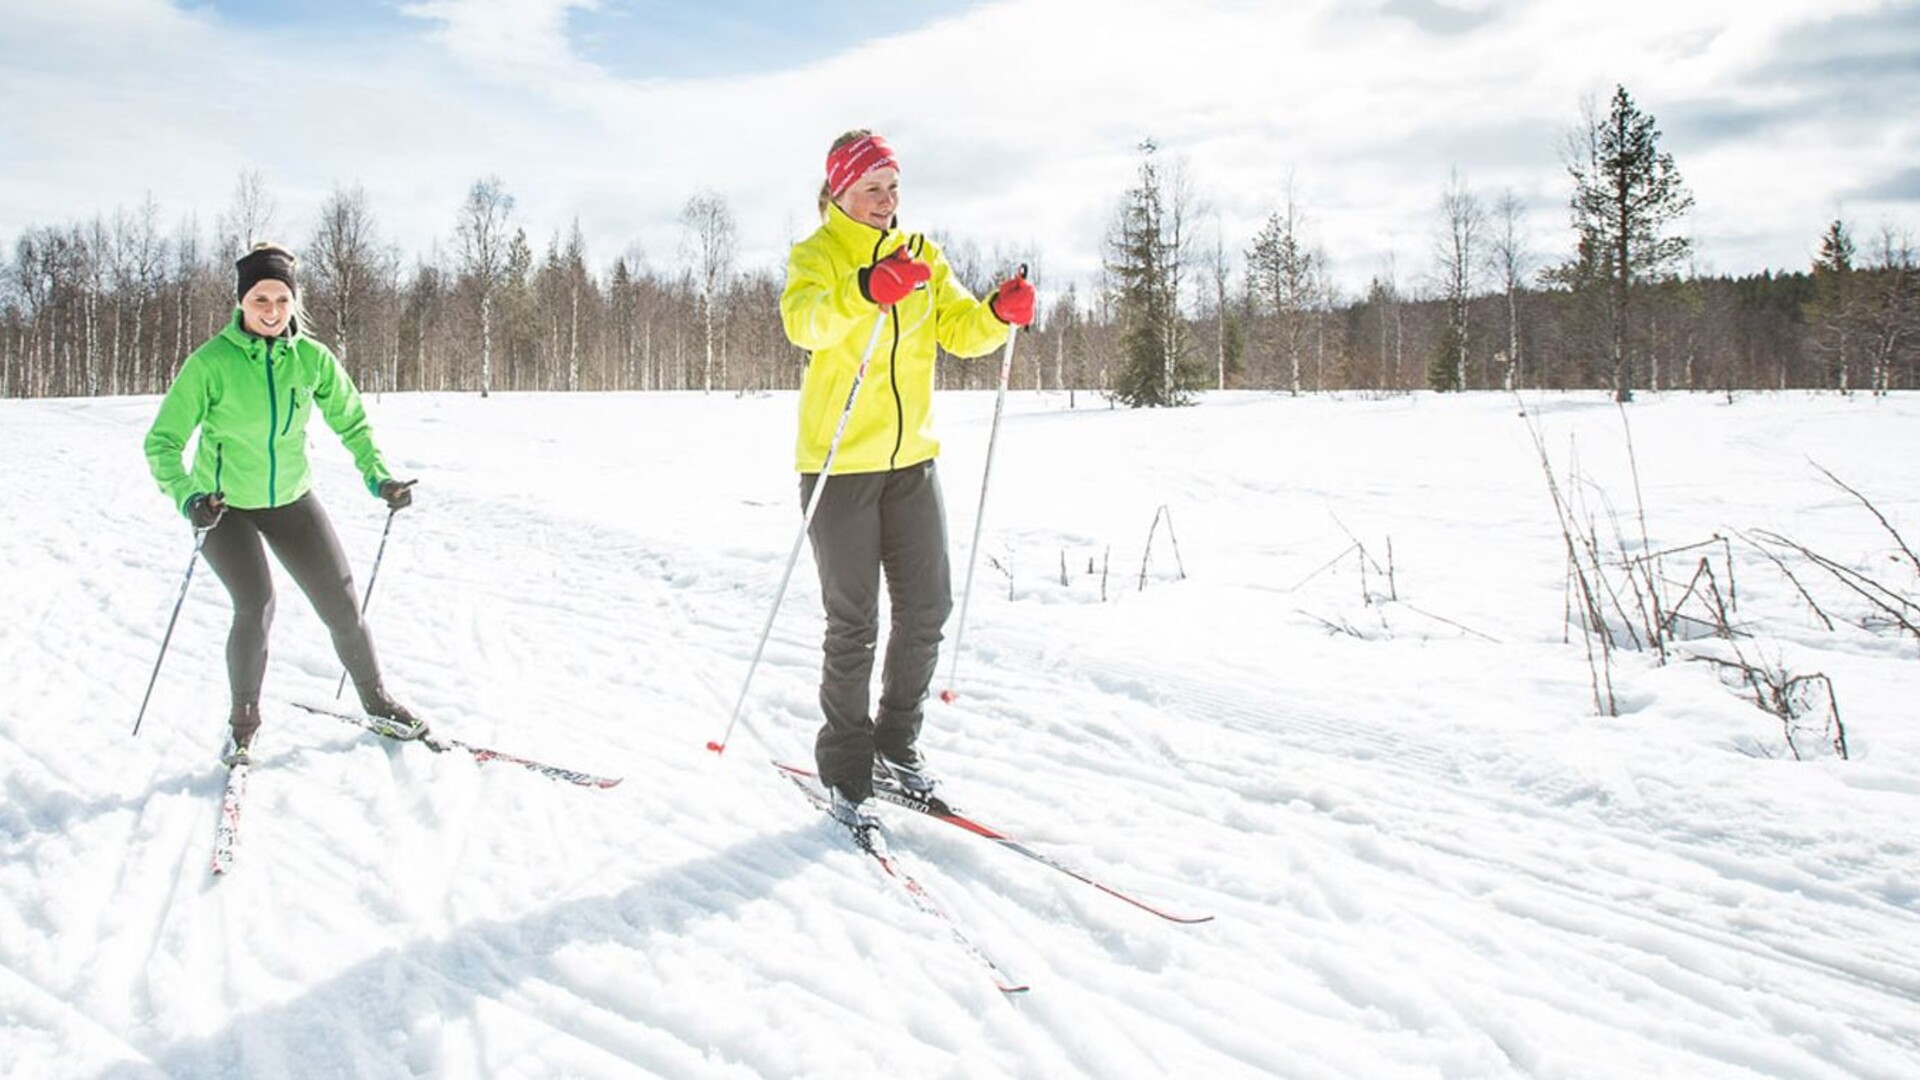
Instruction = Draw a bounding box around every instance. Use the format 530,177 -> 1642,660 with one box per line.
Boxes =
860,249 -> 930,307
379,479 -> 416,511
187,492 -> 227,530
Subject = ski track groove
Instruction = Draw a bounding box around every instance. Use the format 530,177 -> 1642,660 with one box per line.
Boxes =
398,954 -> 715,1079
10,395 -> 1920,1076
964,612 -> 1920,1076
132,784 -> 215,1024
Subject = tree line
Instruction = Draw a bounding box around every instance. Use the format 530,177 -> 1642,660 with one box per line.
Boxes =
1102,86 -> 1918,405
4,86 -> 1915,404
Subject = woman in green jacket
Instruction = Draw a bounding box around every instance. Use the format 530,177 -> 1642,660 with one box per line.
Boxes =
145,243 -> 422,765
779,130 -> 1035,826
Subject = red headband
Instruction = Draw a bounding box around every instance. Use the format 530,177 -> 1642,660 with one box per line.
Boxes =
826,134 -> 900,199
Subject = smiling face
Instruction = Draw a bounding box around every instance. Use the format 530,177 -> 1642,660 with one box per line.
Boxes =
240,280 -> 294,338
835,166 -> 900,229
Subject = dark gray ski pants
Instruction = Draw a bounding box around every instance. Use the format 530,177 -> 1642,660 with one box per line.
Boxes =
199,491 -> 383,706
801,460 -> 953,802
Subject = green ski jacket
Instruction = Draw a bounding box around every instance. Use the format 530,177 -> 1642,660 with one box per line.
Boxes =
145,311 -> 393,515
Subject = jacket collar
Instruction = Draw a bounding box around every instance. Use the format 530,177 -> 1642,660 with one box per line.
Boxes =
219,307 -> 299,353
823,201 -> 902,265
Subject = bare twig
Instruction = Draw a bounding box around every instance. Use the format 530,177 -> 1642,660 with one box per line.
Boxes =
1393,601 -> 1500,642
1286,542 -> 1360,593
1691,654 -> 1848,762
988,553 -> 1014,600
1581,503 -> 1647,651
1751,528 -> 1920,639
1622,536 -> 1727,566
1297,609 -> 1365,638
1663,556 -> 1748,641
1812,460 -> 1920,579
1330,513 -> 1392,579
1137,504 -> 1188,591
1618,404 -> 1670,659
1735,529 -> 1835,631
1520,403 -> 1616,715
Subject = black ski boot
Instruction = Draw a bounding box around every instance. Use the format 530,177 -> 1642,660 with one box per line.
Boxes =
357,683 -> 428,741
873,746 -> 939,798
222,699 -> 261,767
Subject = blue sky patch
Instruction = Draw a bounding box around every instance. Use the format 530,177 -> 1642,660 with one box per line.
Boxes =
190,0 -> 979,79
570,1 -> 978,80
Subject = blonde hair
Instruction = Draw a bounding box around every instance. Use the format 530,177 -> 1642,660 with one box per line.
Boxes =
817,128 -> 874,220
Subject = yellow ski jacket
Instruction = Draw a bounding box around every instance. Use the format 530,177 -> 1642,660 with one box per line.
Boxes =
781,202 -> 1010,475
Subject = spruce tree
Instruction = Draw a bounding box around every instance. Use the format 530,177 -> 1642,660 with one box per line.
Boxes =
1808,219 -> 1859,392
1565,86 -> 1694,402
1105,140 -> 1190,407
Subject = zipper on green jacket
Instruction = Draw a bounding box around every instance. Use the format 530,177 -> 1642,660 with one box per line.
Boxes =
281,387 -> 296,436
264,338 -> 279,506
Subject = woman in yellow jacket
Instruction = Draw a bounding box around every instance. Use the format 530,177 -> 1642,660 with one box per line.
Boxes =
780,130 -> 1034,826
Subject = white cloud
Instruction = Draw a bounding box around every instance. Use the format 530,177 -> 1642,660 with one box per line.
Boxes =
1,0 -> 1914,301
398,0 -> 610,86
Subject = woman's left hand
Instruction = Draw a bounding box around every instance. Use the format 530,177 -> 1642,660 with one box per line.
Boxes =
991,274 -> 1035,327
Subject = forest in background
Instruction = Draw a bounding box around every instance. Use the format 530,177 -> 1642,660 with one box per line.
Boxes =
4,88 -> 1915,404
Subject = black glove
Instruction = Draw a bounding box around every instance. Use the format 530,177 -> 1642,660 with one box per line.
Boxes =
378,478 -> 416,511
187,492 -> 226,530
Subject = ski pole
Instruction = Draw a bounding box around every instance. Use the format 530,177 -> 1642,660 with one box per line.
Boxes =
708,308 -> 891,756
334,489 -> 412,700
132,525 -> 213,737
941,265 -> 1026,704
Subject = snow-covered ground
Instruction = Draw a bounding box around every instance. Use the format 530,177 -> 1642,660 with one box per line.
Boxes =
2,387 -> 1917,1079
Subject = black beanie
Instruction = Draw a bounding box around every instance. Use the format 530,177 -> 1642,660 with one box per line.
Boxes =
235,245 -> 298,300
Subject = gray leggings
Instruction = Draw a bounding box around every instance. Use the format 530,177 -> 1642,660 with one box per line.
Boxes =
801,460 -> 953,801
199,491 -> 382,705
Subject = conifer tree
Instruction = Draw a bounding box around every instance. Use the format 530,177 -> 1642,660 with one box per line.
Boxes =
1564,85 -> 1694,401
1105,140 -> 1191,407
1246,191 -> 1315,396
1808,219 -> 1859,392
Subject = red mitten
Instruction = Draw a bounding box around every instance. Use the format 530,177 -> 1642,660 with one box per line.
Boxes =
990,273 -> 1035,327
861,249 -> 931,307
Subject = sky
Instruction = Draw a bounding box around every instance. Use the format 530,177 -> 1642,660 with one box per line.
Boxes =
2,0 -> 1918,297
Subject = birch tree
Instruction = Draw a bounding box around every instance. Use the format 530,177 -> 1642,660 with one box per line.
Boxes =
1487,189 -> 1532,390
455,176 -> 514,397
216,170 -> 277,262
1862,226 -> 1917,396
679,191 -> 735,393
307,184 -> 394,386
1428,168 -> 1483,392
1211,219 -> 1230,389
